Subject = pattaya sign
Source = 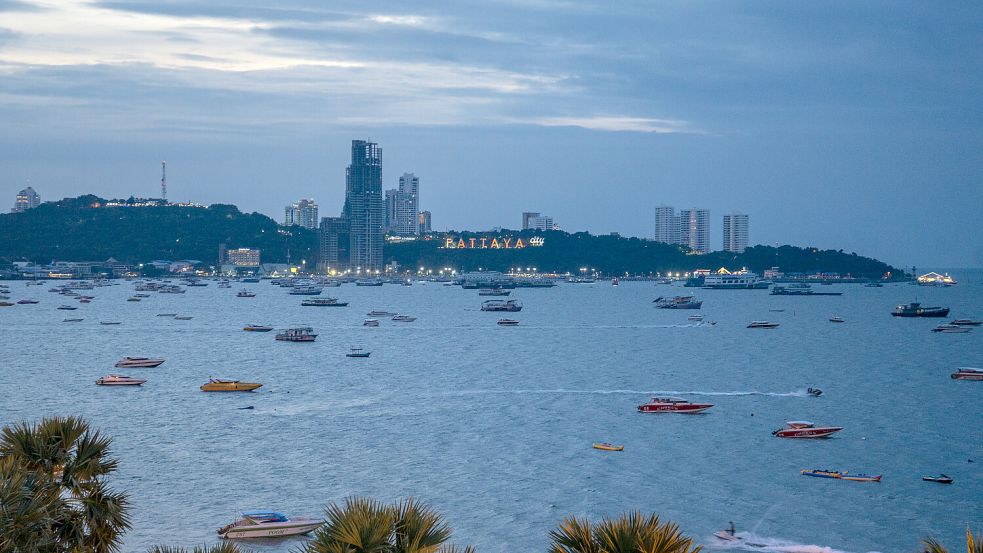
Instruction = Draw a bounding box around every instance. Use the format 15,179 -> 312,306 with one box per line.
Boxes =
442,236 -> 545,249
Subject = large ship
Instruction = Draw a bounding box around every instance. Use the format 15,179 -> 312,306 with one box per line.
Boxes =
891,302 -> 949,317
703,271 -> 769,290
653,295 -> 702,309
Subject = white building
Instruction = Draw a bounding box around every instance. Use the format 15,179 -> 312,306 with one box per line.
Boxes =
522,212 -> 557,231
284,199 -> 318,229
722,213 -> 749,253
12,186 -> 40,213
679,208 -> 710,254
384,173 -> 420,236
653,206 -> 680,245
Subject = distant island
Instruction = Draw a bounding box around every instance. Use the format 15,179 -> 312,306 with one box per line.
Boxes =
0,195 -> 904,279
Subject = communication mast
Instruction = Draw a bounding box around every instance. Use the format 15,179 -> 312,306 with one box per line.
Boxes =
161,161 -> 167,201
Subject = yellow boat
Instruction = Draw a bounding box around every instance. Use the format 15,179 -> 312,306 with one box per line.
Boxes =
592,442 -> 624,451
200,378 -> 263,392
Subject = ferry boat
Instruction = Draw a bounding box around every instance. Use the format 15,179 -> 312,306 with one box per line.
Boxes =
288,286 -> 322,295
772,421 -> 843,438
355,279 -> 384,287
703,272 -> 769,290
115,357 -> 165,368
217,510 -> 323,539
771,286 -> 842,296
951,367 -> 983,381
95,374 -> 146,386
592,442 -> 624,451
236,290 -> 256,298
637,397 -> 713,414
276,327 -> 317,342
243,324 -> 274,332
301,298 -> 348,307
951,319 -> 982,326
497,319 -> 520,326
800,469 -> 881,482
391,314 -> 417,322
200,379 -> 263,392
931,324 -> 971,333
747,321 -> 780,329
481,299 -> 522,312
653,295 -> 702,309
346,347 -> 371,358
478,288 -> 511,296
892,302 -> 949,317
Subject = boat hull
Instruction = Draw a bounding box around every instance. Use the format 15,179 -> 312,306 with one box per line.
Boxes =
201,383 -> 262,392
637,404 -> 712,413
221,520 -> 323,539
774,427 -> 842,438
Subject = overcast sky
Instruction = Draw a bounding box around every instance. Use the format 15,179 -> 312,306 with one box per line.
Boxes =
1,0 -> 981,267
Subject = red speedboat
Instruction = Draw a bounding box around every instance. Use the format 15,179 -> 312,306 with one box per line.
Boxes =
772,421 -> 842,438
637,397 -> 713,414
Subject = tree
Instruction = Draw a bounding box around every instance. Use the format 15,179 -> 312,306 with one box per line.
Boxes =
0,416 -> 131,553
921,530 -> 982,553
147,544 -> 245,553
548,511 -> 701,553
302,496 -> 474,553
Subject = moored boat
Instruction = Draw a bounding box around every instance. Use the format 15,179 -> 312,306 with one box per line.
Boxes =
346,347 -> 371,358
217,510 -> 323,539
747,321 -> 780,329
931,324 -> 971,333
922,474 -> 953,484
200,379 -> 263,392
301,298 -> 349,307
288,286 -> 322,295
801,469 -> 881,482
367,310 -> 395,317
892,302 -> 949,317
951,319 -> 982,326
57,305 -> 78,310
637,397 -> 713,413
653,295 -> 702,309
16,299 -> 39,304
592,442 -> 624,451
829,316 -> 845,323
96,374 -> 146,386
481,299 -> 522,312
275,327 -> 317,342
236,290 -> 256,298
363,319 -> 380,327
243,324 -> 274,332
392,314 -> 417,322
772,421 -> 842,438
115,357 -> 165,368
951,367 -> 983,381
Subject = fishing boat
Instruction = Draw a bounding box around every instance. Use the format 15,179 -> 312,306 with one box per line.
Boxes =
772,421 -> 842,438
892,302 -> 949,318
391,314 -> 416,322
480,299 -> 522,312
829,316 -> 845,323
243,324 -> 274,332
951,367 -> 983,381
497,319 -> 520,326
801,469 -> 881,482
637,397 -> 713,413
346,347 -> 371,358
478,288 -> 511,296
275,327 -> 317,342
592,442 -> 624,451
839,472 -> 882,482
96,374 -> 146,386
200,379 -> 263,392
301,298 -> 349,307
951,319 -> 982,326
363,319 -> 380,327
653,295 -> 702,309
922,474 -> 953,484
217,510 -> 323,539
115,357 -> 165,368
236,290 -> 256,298
747,321 -> 780,329
931,324 -> 971,333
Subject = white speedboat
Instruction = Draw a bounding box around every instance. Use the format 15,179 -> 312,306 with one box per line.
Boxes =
96,374 -> 146,386
115,357 -> 165,368
218,510 -> 323,539
392,314 -> 416,322
363,319 -> 380,326
747,321 -> 780,329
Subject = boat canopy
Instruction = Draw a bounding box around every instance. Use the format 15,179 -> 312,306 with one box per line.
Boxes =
786,421 -> 814,428
242,510 -> 288,522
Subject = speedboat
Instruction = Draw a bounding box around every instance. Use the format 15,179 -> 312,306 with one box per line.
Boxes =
637,397 -> 713,413
922,474 -> 953,484
236,290 -> 256,298
951,367 -> 983,381
57,305 -> 78,310
100,321 -> 122,325
217,510 -> 323,539
95,374 -> 146,386
276,327 -> 317,342
63,318 -> 84,322
829,316 -> 845,323
951,319 -> 982,326
301,298 -> 349,307
497,319 -> 520,326
932,324 -> 971,333
367,310 -> 395,317
773,421 -> 842,438
200,379 -> 262,392
115,357 -> 165,368
592,442 -> 624,451
243,324 -> 274,332
480,299 -> 522,312
392,314 -> 416,322
801,469 -> 881,482
747,321 -> 780,329
807,387 -> 823,397
363,319 -> 380,327
892,302 -> 949,317
346,347 -> 371,358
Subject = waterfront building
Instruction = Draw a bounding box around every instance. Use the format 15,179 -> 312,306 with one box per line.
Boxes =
226,248 -> 260,267
522,212 -> 557,231
654,206 -> 680,245
679,208 -> 710,254
384,189 -> 399,232
284,198 -> 318,229
343,139 -> 385,272
418,210 -> 432,234
722,213 -> 749,253
12,186 -> 40,213
318,216 -> 350,273
384,173 -> 420,236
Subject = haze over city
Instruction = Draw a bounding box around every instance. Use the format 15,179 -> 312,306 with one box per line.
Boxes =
1,1 -> 981,266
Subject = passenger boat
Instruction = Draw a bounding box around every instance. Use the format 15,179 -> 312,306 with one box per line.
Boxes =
236,290 -> 256,298
497,318 -> 520,326
367,310 -> 395,317
115,357 -> 165,368
637,397 -> 713,413
288,286 -> 322,295
951,319 -> 982,326
243,324 -> 274,332
922,474 -> 953,484
480,299 -> 522,312
592,442 -> 624,451
801,469 -> 881,482
16,299 -> 39,304
892,302 -> 949,317
653,295 -> 702,309
355,279 -> 384,287
703,271 -> 769,289
392,314 -> 417,322
478,288 -> 511,296
772,421 -> 842,438
747,321 -> 780,329
96,374 -> 146,386
346,347 -> 371,358
951,367 -> 983,381
301,298 -> 349,307
276,327 -> 317,342
829,316 -> 845,323
200,379 -> 263,392
217,510 -> 323,539
363,319 -> 380,327
931,324 -> 971,333
57,305 -> 78,310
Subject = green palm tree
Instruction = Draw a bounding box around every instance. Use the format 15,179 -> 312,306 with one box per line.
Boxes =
549,511 -> 701,553
0,416 -> 131,552
302,496 -> 474,553
147,543 -> 245,553
921,530 -> 983,553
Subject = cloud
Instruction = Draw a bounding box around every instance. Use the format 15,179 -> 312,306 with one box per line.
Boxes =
528,116 -> 695,133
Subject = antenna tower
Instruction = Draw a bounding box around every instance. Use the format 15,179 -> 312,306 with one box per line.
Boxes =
161,161 -> 167,201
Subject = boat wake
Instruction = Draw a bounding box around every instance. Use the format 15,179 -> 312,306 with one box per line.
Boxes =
708,533 -> 853,553
444,389 -> 810,398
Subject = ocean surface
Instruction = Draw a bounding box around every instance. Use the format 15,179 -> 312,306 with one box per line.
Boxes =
1,273 -> 981,553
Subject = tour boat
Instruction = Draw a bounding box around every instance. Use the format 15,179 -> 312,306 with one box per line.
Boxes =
200,379 -> 263,392
951,319 -> 982,326
217,510 -> 323,539
653,295 -> 702,309
16,299 -> 39,304
800,469 -> 881,482
236,290 -> 256,298
478,288 -> 511,296
922,474 -> 953,484
276,327 -> 317,342
355,279 -> 384,286
392,314 -> 417,322
637,397 -> 713,414
96,374 -> 146,386
931,324 -> 971,333
829,316 -> 845,323
892,302 -> 949,317
747,321 -> 780,329
367,310 -> 395,317
243,324 -> 274,332
772,421 -> 842,438
481,299 -> 522,312
346,347 -> 371,358
951,367 -> 983,381
592,442 -> 624,451
703,271 -> 769,289
115,357 -> 165,368
57,305 -> 78,310
363,319 -> 380,327
497,319 -> 520,326
301,298 -> 349,307
288,286 -> 322,295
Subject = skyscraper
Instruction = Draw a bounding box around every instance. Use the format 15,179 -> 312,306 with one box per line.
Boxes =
679,208 -> 710,254
418,210 -> 432,234
318,216 -> 350,273
723,214 -> 749,253
344,140 -> 385,272
384,173 -> 420,236
12,186 -> 40,213
653,206 -> 680,245
384,189 -> 399,232
284,198 -> 318,229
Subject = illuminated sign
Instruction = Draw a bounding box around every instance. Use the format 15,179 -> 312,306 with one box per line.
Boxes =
442,236 -> 545,249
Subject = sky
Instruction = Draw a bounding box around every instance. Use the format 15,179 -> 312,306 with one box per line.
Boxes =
1,0 -> 981,267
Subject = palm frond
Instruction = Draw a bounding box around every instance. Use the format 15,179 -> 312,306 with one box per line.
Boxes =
307,496 -> 394,553
548,515 -> 599,553
393,497 -> 453,553
922,537 -> 949,553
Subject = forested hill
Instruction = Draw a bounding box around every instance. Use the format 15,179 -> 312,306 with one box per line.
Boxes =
0,195 -> 318,264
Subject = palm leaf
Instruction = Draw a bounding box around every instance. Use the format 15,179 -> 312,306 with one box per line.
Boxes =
393,497 -> 453,553
548,515 -> 599,553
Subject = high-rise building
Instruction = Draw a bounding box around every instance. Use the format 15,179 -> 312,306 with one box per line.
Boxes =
522,212 -> 557,231
343,140 -> 385,272
318,216 -> 350,273
284,198 -> 318,229
418,210 -> 432,234
12,186 -> 40,213
522,212 -> 540,229
722,214 -> 749,253
384,189 -> 399,232
226,248 -> 260,266
384,173 -> 420,236
679,208 -> 710,254
653,206 -> 680,245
